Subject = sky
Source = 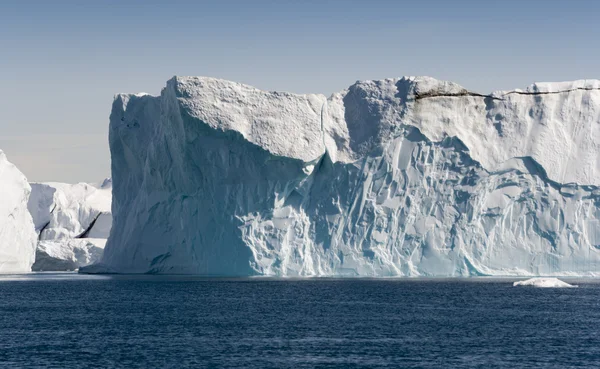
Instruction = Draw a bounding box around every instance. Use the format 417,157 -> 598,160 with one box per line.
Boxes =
0,0 -> 598,182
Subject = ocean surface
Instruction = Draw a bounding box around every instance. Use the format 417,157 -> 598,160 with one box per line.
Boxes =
0,274 -> 599,368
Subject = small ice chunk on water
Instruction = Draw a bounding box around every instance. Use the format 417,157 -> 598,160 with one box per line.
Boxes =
513,277 -> 577,288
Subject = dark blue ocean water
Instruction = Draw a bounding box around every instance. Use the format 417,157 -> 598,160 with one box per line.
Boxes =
0,274 -> 599,368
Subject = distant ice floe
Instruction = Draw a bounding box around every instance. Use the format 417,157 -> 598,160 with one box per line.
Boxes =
513,278 -> 577,288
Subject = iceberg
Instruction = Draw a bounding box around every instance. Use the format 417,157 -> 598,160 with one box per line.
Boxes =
513,278 -> 577,288
28,179 -> 112,240
83,76 -> 600,276
28,179 -> 111,271
0,150 -> 37,272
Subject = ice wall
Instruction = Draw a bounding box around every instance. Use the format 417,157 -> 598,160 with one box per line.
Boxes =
0,150 -> 37,272
85,76 -> 600,276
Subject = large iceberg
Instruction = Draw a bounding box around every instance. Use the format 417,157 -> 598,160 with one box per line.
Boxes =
0,150 -> 37,272
84,76 -> 600,276
28,179 -> 111,271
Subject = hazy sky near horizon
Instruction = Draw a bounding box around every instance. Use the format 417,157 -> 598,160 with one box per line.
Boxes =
1,0 -> 599,182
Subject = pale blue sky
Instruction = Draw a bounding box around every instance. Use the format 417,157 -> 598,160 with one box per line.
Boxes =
1,0 -> 598,182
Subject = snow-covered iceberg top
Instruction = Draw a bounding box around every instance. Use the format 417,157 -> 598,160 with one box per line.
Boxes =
117,76 -> 600,185
513,278 -> 577,288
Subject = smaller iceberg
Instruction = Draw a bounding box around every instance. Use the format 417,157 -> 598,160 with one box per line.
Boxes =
513,278 -> 577,288
32,239 -> 106,272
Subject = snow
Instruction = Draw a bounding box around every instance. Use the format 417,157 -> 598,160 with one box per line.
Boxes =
513,278 -> 577,288
176,77 -> 327,163
83,76 -> 600,276
28,179 -> 112,271
0,150 -> 37,272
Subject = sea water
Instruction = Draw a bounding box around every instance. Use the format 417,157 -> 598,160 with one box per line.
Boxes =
0,274 -> 599,368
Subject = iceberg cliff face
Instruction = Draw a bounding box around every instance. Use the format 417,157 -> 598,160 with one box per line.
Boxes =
0,150 -> 37,272
89,76 -> 600,276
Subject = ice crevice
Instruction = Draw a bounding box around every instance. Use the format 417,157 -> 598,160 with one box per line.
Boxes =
503,86 -> 600,97
415,91 -> 503,101
416,86 -> 600,101
75,212 -> 104,239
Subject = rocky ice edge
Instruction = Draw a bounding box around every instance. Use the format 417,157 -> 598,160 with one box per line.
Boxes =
513,278 -> 577,288
0,150 -> 37,272
85,76 -> 600,276
28,180 -> 111,271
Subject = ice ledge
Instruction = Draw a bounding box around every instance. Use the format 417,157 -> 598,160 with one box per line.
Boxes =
78,262 -> 116,274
